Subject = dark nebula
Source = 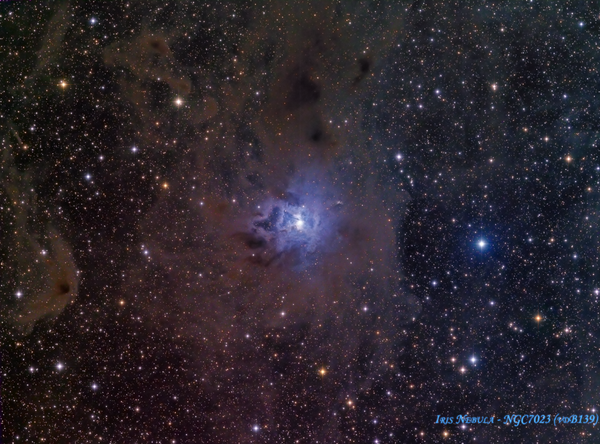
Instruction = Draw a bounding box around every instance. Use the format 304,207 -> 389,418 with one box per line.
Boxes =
2,1 -> 599,443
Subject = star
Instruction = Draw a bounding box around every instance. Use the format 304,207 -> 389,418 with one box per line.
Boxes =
4,3 -> 598,442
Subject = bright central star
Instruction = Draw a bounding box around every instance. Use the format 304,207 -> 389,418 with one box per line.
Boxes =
477,240 -> 486,248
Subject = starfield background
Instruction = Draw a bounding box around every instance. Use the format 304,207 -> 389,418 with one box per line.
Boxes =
1,1 -> 600,443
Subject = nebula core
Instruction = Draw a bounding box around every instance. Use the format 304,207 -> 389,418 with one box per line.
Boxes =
3,1 -> 599,443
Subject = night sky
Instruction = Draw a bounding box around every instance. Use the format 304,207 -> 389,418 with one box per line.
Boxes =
2,1 -> 600,443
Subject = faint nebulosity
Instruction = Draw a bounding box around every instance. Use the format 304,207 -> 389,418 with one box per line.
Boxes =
1,1 -> 600,443
2,147 -> 78,334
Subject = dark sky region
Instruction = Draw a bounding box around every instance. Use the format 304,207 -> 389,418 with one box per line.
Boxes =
1,1 -> 600,443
